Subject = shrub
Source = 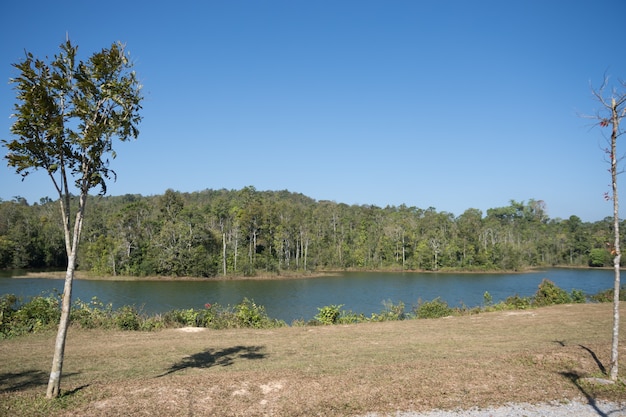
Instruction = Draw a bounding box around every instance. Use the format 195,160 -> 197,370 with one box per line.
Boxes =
370,300 -> 406,322
315,304 -> 343,325
337,310 -> 366,324
533,279 -> 571,307
503,294 -> 532,309
414,298 -> 454,319
571,289 -> 586,303
483,291 -> 493,306
114,305 -> 141,331
6,293 -> 61,336
235,298 -> 285,328
71,297 -> 113,329
165,308 -> 200,327
591,286 -> 626,303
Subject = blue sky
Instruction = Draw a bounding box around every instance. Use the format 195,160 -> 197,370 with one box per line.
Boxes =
1,1 -> 625,222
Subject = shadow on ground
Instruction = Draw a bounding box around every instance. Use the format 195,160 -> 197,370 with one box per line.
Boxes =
559,344 -> 624,417
0,370 -> 81,393
158,345 -> 267,377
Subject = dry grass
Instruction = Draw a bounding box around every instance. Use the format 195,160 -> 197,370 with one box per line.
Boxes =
1,303 -> 626,416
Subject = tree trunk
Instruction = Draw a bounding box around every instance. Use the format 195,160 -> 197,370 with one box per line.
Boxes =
46,253 -> 75,398
222,232 -> 227,276
609,97 -> 621,381
46,192 -> 87,398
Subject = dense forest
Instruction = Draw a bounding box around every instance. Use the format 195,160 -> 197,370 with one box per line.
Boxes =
0,186 -> 622,277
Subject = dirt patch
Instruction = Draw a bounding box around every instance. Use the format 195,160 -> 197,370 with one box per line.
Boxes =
175,327 -> 206,333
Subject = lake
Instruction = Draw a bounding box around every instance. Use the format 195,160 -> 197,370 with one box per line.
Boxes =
0,269 -> 617,323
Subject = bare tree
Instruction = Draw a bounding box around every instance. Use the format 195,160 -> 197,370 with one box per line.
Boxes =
589,76 -> 626,381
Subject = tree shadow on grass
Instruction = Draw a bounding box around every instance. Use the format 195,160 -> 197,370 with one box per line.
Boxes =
0,370 -> 80,393
157,345 -> 266,377
559,345 -> 623,417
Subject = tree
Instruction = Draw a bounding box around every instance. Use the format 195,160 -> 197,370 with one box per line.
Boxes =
3,39 -> 142,397
589,76 -> 626,381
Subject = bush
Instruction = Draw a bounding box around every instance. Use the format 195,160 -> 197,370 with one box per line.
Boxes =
1,293 -> 61,337
533,279 -> 571,307
71,297 -> 113,329
591,286 -> 626,303
503,294 -> 532,309
114,305 -> 141,331
315,304 -> 344,325
235,298 -> 266,328
370,300 -> 406,322
589,248 -> 611,267
414,298 -> 454,319
571,289 -> 586,303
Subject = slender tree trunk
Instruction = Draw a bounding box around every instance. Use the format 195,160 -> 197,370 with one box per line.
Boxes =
222,232 -> 227,276
46,192 -> 87,398
610,97 -> 621,381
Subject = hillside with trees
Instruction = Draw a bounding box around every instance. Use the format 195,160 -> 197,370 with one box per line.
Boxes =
0,187 -> 620,277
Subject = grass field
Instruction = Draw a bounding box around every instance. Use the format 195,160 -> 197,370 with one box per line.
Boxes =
1,303 -> 626,416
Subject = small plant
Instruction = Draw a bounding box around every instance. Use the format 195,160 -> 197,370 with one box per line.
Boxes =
235,298 -> 265,328
71,297 -> 113,329
571,289 -> 586,303
503,294 -> 532,310
591,286 -> 626,303
315,304 -> 344,325
114,305 -> 141,331
370,300 -> 406,322
414,297 -> 454,319
483,291 -> 493,306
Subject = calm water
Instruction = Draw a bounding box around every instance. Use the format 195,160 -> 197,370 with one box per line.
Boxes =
0,269 -> 617,323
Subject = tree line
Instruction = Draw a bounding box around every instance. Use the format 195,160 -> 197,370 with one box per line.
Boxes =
0,186 -> 621,276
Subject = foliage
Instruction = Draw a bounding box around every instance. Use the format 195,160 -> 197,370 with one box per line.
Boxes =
503,294 -> 532,310
591,286 -> 626,303
234,298 -> 282,328
370,300 -> 407,322
113,306 -> 141,331
315,304 -> 344,325
483,291 -> 493,306
589,248 -> 611,267
1,193 -> 624,276
533,279 -> 572,306
570,288 -> 587,303
414,297 -> 454,319
0,293 -> 60,338
70,297 -> 113,329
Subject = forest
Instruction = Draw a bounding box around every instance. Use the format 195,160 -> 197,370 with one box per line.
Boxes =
0,186 -> 621,277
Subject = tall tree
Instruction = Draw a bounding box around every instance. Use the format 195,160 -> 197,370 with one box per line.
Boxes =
589,76 -> 626,381
3,39 -> 142,397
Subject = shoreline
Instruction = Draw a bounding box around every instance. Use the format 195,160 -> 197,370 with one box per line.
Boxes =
5,265 -> 618,282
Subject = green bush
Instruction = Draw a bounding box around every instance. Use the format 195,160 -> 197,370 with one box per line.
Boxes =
315,304 -> 344,325
589,248 -> 611,267
503,294 -> 532,309
235,298 -> 284,328
571,289 -> 586,303
414,298 -> 454,319
533,279 -> 571,307
71,297 -> 113,329
114,305 -> 141,331
1,293 -> 61,337
591,286 -> 626,303
370,300 -> 406,322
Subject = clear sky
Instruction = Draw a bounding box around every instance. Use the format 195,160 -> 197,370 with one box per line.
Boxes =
1,1 -> 625,222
